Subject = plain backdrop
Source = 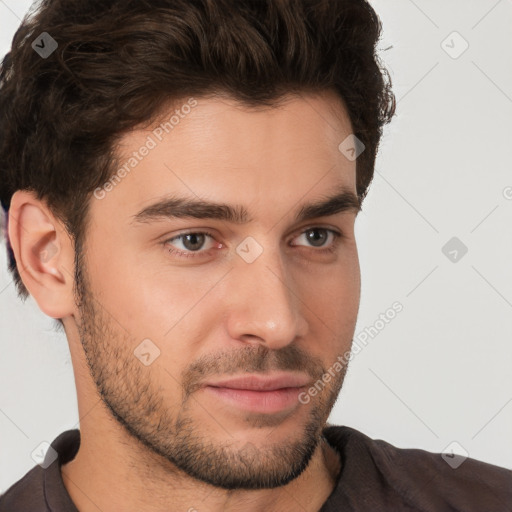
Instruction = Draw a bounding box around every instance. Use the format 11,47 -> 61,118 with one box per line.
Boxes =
1,0 -> 511,494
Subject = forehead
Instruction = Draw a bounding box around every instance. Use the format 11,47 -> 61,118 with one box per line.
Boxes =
94,91 -> 357,222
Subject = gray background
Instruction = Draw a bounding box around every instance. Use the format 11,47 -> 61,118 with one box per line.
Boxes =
1,0 -> 511,493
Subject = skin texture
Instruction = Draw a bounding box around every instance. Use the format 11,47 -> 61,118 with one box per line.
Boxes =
8,90 -> 361,512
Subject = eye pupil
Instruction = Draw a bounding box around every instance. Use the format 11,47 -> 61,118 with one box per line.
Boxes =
183,233 -> 205,251
306,229 -> 327,247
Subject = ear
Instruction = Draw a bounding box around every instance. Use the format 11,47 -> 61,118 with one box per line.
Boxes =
7,190 -> 76,319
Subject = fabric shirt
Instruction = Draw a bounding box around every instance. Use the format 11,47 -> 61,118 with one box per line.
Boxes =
1,426 -> 511,511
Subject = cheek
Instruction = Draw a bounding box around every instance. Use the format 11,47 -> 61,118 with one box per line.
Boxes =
299,244 -> 360,305
85,241 -> 222,375
296,251 -> 360,355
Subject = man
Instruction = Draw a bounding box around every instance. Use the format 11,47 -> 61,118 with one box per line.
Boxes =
0,0 -> 510,510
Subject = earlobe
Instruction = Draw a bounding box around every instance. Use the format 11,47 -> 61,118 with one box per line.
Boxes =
7,190 -> 75,319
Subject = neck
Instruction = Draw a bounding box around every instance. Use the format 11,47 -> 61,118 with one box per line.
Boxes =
61,415 -> 341,512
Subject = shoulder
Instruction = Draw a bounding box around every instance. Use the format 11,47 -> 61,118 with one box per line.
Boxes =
0,465 -> 46,511
0,429 -> 80,512
323,425 -> 512,511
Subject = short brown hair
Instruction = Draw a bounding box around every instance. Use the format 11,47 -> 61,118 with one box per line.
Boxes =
0,0 -> 395,301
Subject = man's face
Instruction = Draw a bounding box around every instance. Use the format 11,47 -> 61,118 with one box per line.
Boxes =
73,91 -> 361,489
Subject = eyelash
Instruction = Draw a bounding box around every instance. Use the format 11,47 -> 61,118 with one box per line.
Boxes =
163,227 -> 343,259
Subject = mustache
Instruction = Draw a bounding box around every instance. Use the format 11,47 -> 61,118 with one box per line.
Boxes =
182,344 -> 327,397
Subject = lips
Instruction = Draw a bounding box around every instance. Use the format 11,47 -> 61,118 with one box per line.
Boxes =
204,372 -> 312,391
201,372 -> 313,414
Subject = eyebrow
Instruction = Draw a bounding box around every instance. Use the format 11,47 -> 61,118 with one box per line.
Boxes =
131,186 -> 361,226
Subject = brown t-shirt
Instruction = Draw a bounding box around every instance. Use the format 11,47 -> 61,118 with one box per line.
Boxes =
1,426 -> 511,511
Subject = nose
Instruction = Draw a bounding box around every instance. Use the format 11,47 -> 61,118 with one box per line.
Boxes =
224,245 -> 308,350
